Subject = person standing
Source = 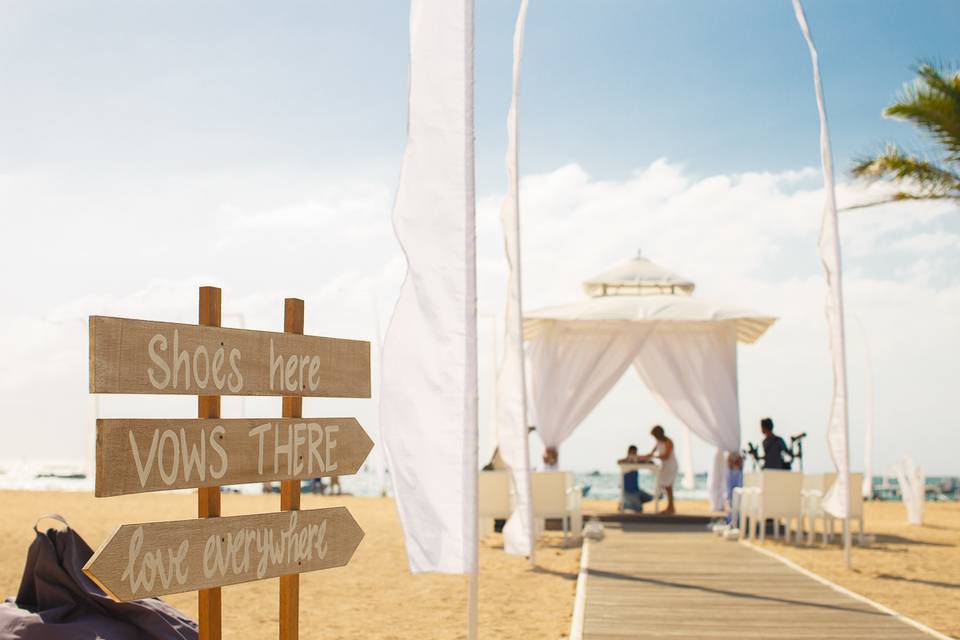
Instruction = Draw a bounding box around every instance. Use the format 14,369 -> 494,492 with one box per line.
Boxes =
760,418 -> 791,470
640,425 -> 678,514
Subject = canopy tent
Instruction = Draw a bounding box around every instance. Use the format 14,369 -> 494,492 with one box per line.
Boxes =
523,252 -> 777,511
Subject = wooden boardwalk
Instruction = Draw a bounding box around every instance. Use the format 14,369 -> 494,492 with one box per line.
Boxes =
580,523 -> 935,640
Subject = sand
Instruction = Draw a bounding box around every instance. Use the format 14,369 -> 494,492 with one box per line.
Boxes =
3,493 -> 956,639
754,500 -> 960,639
0,491 -> 579,640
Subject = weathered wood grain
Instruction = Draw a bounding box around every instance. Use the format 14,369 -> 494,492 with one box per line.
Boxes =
89,315 -> 370,398
580,523 -> 933,639
279,297 -> 303,640
83,507 -> 364,602
197,286 -> 221,640
95,417 -> 373,497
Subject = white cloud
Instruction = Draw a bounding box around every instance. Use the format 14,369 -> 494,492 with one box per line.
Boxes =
1,161 -> 958,477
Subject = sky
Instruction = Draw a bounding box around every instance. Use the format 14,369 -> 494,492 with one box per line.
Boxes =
1,1 -> 958,477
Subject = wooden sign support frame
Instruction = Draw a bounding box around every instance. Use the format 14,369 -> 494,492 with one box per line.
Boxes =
198,286 -> 221,640
198,291 -> 306,640
279,297 -> 304,640
86,286 -> 369,640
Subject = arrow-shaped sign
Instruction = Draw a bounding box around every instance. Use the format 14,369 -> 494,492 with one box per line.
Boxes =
84,507 -> 364,601
95,418 -> 373,497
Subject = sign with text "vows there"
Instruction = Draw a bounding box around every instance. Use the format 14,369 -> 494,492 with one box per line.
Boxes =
95,418 -> 373,497
89,316 -> 370,398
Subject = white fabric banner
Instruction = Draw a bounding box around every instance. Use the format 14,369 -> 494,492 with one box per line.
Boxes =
793,0 -> 851,519
633,323 -> 741,512
380,0 -> 478,574
496,0 -> 534,559
892,456 -> 924,525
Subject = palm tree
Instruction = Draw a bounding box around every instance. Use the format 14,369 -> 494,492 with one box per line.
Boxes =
849,63 -> 960,207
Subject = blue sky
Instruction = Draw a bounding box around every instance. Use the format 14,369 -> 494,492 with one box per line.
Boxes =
1,1 -> 958,475
3,1 -> 958,186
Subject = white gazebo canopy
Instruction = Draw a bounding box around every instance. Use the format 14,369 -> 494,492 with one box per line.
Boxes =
523,252 -> 777,510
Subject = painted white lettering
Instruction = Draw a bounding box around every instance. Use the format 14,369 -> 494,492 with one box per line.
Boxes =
179,428 -> 206,482
211,347 -> 226,390
284,356 -> 297,392
227,348 -> 243,392
325,424 -> 339,472
172,330 -> 190,390
308,356 -> 321,391
129,429 -> 160,488
209,426 -> 228,480
147,334 -> 171,389
157,430 -> 180,485
307,423 -> 324,474
249,423 -> 272,475
292,423 -> 306,476
193,346 -> 210,389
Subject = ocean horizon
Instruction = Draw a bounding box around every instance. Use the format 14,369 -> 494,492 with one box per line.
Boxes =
3,459 -> 956,503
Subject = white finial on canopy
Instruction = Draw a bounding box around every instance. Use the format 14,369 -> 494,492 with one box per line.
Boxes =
582,250 -> 696,297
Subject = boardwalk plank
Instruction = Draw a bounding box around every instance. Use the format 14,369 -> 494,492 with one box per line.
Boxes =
581,524 -> 932,640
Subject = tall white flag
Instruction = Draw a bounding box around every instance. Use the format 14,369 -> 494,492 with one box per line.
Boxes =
793,0 -> 851,519
380,0 -> 478,574
496,0 -> 534,559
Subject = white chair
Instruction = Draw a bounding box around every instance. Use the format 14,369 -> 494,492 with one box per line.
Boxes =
737,472 -> 761,540
739,470 -> 803,543
531,471 -> 582,547
824,472 -> 865,545
478,471 -> 513,536
801,472 -> 865,545
801,473 -> 830,545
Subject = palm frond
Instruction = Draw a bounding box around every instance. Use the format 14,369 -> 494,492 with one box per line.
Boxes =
850,144 -> 960,200
884,64 -> 960,161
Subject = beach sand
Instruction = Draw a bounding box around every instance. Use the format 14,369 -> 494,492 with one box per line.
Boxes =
757,500 -> 960,639
0,491 -> 579,640
3,493 -> 956,638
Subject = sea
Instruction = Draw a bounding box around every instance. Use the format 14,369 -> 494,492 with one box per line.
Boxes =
4,459 -> 957,502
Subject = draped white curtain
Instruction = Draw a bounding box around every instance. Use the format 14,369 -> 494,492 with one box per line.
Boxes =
633,322 -> 740,511
526,320 -> 741,512
527,322 -> 655,448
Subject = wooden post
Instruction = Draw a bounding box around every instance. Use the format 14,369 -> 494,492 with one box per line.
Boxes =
280,298 -> 304,640
198,286 -> 222,640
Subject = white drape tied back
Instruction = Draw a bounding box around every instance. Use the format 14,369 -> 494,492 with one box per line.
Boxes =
526,319 -> 744,511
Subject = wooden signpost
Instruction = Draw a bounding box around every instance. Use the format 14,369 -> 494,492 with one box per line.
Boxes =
84,287 -> 372,640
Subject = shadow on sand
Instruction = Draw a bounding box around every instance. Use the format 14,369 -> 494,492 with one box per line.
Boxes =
586,568 -> 889,617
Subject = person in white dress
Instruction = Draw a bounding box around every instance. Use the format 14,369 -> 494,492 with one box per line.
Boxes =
639,425 -> 678,514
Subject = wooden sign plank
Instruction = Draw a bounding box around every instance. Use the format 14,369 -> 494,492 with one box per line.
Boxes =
89,316 -> 370,398
83,507 -> 363,602
95,418 -> 374,497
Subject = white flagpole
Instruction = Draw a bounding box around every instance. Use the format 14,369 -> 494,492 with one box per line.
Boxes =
792,0 -> 852,569
855,316 -> 874,500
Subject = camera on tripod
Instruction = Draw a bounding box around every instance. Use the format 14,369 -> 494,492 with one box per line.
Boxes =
743,431 -> 807,470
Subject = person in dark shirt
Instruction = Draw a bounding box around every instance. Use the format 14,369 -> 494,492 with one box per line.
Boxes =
618,445 -> 654,511
760,417 -> 791,470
